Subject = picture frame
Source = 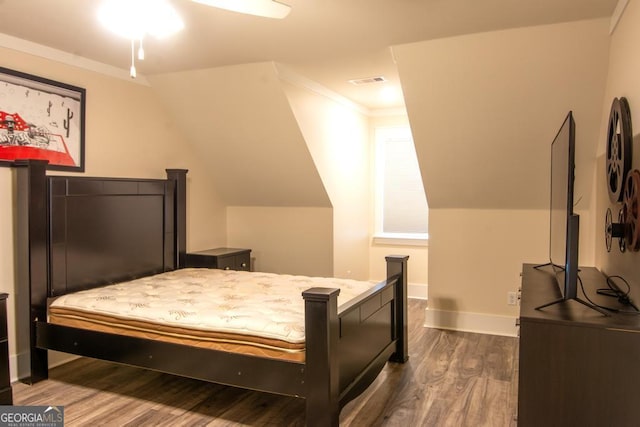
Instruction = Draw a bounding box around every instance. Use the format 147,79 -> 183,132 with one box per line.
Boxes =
0,66 -> 85,172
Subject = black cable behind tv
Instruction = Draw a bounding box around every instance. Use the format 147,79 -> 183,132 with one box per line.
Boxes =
535,215 -> 607,315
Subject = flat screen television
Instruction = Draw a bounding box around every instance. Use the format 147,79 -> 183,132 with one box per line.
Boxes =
549,111 -> 578,300
536,111 -> 606,314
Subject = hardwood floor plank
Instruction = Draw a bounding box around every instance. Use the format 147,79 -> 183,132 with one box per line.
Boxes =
12,300 -> 519,426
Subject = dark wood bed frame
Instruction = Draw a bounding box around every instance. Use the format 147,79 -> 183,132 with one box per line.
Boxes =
14,160 -> 408,426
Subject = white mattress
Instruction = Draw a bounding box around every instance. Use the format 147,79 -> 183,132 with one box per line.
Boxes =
49,268 -> 375,344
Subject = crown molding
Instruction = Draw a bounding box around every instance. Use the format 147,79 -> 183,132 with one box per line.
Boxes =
275,63 -> 407,118
275,63 -> 370,115
369,106 -> 408,117
0,32 -> 150,86
0,33 -> 407,116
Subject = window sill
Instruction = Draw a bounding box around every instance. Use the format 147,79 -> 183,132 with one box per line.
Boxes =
372,233 -> 429,247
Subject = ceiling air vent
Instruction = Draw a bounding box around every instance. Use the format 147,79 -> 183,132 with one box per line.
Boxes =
348,76 -> 387,85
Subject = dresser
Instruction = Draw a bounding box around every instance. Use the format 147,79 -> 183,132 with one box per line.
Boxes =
0,293 -> 12,405
185,248 -> 251,271
518,264 -> 640,426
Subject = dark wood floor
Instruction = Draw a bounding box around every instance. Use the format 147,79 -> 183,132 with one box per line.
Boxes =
12,300 -> 519,426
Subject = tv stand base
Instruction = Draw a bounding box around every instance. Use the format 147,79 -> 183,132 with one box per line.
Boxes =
535,296 -> 609,316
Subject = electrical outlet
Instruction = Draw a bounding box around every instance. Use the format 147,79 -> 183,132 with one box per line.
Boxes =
508,291 -> 518,306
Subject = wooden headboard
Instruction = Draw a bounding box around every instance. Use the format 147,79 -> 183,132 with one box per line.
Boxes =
14,160 -> 187,381
49,176 -> 173,296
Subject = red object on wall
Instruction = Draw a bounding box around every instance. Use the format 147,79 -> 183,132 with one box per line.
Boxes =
1,110 -> 76,167
0,145 -> 75,166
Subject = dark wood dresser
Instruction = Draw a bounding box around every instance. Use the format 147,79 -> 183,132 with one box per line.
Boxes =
185,248 -> 251,271
0,293 -> 12,404
518,264 -> 640,426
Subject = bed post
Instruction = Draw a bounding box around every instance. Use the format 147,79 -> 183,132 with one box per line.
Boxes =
302,287 -> 340,427
387,255 -> 409,363
166,169 -> 188,268
14,159 -> 49,383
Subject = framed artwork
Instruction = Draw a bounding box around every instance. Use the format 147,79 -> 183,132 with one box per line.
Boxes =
0,66 -> 85,172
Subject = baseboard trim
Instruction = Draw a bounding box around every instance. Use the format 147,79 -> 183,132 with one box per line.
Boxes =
424,307 -> 518,337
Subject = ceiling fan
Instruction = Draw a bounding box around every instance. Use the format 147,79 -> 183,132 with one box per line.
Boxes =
99,0 -> 291,40
99,0 -> 291,78
191,0 -> 291,19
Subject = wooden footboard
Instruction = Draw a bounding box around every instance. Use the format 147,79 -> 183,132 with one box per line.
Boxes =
34,256 -> 408,426
303,255 -> 408,426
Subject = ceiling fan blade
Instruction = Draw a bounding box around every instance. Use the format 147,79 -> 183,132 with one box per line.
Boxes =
191,0 -> 291,19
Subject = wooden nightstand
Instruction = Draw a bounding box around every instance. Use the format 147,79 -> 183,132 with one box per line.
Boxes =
0,293 -> 11,405
185,248 -> 251,271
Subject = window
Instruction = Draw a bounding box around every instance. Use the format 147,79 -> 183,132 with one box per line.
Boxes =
374,126 -> 428,245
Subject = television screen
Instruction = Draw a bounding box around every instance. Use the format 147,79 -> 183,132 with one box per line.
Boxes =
548,111 -> 579,300
538,111 -> 606,315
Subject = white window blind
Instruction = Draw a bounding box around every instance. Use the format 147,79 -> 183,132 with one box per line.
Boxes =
374,127 -> 428,243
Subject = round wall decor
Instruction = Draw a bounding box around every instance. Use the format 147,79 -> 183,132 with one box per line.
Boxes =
606,97 -> 633,203
623,169 -> 640,251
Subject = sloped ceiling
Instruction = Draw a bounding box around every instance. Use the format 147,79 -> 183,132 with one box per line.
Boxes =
394,19 -> 611,210
148,62 -> 330,207
147,18 -> 613,212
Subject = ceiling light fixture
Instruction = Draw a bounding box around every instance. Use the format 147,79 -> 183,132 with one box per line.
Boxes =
98,0 -> 184,78
191,0 -> 291,19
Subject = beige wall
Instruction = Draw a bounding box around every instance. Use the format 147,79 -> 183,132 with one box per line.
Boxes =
394,19 -> 610,322
428,209 -> 548,315
227,206 -> 333,276
595,0 -> 640,303
0,47 -> 225,377
281,80 -> 371,280
369,244 -> 428,294
428,208 -> 596,317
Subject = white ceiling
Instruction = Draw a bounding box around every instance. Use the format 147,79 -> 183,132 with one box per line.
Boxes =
0,0 -> 618,110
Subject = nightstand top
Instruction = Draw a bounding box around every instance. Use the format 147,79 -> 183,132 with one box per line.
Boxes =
188,247 -> 251,257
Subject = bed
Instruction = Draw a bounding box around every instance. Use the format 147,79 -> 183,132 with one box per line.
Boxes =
14,160 -> 409,426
